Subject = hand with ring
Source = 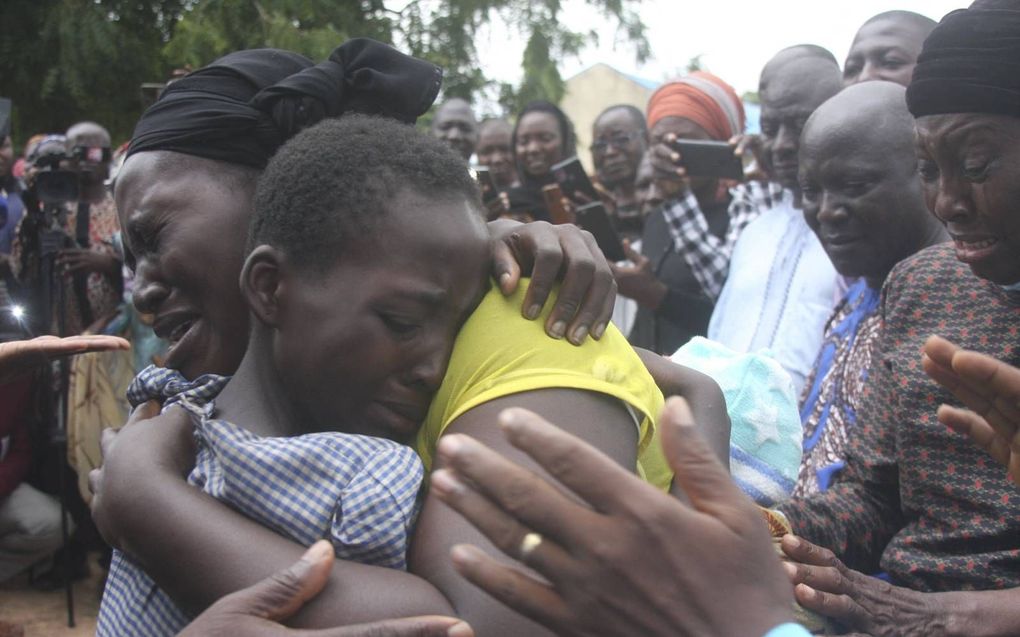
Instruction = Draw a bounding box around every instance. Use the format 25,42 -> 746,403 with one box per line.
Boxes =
429,397 -> 796,637
517,532 -> 543,563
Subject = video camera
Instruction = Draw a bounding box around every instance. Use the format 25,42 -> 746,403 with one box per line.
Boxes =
30,140 -> 111,206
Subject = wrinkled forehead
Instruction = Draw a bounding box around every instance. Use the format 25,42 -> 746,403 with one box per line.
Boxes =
594,108 -> 642,135
762,84 -> 836,122
914,112 -> 1020,151
367,189 -> 491,284
115,151 -> 257,223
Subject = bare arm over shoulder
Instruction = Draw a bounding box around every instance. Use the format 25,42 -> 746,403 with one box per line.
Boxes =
635,347 -> 731,468
409,388 -> 639,635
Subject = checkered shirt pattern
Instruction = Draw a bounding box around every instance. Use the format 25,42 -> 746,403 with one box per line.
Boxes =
660,180 -> 784,300
97,365 -> 425,637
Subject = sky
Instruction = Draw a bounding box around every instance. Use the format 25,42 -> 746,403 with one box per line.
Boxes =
470,0 -> 965,100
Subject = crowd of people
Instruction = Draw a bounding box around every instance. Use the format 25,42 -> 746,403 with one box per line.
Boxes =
1,1 -> 1019,635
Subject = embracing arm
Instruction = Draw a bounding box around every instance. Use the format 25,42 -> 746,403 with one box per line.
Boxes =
488,219 -> 616,344
92,408 -> 453,627
409,388 -> 639,635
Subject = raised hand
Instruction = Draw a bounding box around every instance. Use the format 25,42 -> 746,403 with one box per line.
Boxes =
0,334 -> 129,384
922,335 -> 1020,485
430,397 -> 795,637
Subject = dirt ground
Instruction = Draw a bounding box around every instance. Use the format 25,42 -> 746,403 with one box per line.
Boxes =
1,552 -> 102,637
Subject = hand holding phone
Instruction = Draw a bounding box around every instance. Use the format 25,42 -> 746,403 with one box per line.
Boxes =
575,201 -> 626,262
551,156 -> 600,204
648,133 -> 746,186
668,139 -> 744,180
542,184 -> 575,225
472,166 -> 500,205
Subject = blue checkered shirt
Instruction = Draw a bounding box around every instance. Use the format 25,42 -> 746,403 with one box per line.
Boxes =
660,180 -> 784,300
97,365 -> 424,637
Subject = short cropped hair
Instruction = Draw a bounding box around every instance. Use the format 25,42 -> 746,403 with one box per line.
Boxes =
249,114 -> 482,269
594,104 -> 648,137
863,10 -> 937,31
775,44 -> 839,66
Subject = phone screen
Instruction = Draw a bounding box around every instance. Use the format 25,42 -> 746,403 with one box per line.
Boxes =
670,139 -> 744,180
575,201 -> 625,262
472,166 -> 499,204
551,156 -> 600,203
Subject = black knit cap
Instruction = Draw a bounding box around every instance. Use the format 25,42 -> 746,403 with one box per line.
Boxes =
127,38 -> 442,168
906,7 -> 1020,118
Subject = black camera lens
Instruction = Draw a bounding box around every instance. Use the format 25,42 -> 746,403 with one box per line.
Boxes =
35,170 -> 79,204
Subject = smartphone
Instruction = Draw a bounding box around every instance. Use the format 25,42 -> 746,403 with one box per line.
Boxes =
471,166 -> 500,205
542,183 -> 574,225
575,201 -> 626,262
670,139 -> 744,180
551,156 -> 600,203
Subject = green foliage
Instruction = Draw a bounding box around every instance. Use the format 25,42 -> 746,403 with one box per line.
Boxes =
390,0 -> 649,114
2,0 -> 648,146
1,0 -> 185,144
163,0 -> 395,68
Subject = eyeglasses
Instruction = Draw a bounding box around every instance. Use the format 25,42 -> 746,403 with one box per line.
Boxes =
590,131 -> 642,154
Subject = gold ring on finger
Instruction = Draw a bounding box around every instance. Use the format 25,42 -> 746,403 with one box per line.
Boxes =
518,532 -> 543,563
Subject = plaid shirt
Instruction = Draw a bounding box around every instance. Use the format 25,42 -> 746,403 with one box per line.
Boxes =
660,181 -> 785,300
97,366 -> 424,637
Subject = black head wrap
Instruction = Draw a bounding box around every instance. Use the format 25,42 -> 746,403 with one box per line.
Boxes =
127,38 -> 442,168
906,7 -> 1020,118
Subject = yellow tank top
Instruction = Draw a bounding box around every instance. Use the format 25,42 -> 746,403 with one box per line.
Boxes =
414,280 -> 672,491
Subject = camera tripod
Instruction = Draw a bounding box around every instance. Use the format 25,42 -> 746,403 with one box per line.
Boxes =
19,197 -> 92,628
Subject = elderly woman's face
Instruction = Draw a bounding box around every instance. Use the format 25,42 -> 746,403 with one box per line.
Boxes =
915,113 -> 1020,285
115,151 -> 254,379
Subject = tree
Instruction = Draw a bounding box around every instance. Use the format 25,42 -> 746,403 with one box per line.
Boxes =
165,0 -> 649,114
1,0 -> 185,144
392,0 -> 649,114
1,0 -> 648,145
163,0 -> 395,70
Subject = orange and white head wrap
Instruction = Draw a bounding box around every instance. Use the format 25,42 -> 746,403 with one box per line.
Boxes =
646,71 -> 745,141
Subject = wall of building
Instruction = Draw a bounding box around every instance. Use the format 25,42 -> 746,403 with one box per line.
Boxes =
559,63 -> 656,175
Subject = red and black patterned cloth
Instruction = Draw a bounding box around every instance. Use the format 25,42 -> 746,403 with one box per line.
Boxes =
784,243 -> 1020,592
